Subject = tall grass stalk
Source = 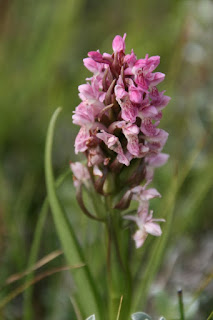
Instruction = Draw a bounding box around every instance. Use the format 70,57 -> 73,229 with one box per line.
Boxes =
45,108 -> 101,319
23,169 -> 71,320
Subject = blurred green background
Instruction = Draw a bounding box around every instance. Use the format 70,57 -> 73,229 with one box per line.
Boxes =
0,0 -> 213,319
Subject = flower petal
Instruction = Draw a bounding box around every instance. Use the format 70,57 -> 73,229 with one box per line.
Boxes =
145,222 -> 162,236
133,229 -> 147,248
112,33 -> 126,52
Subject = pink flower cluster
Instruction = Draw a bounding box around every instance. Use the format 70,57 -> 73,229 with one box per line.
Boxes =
71,34 -> 170,247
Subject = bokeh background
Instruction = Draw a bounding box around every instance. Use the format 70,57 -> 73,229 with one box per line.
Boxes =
0,0 -> 213,319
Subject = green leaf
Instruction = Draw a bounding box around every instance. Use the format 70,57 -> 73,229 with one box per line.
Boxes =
23,168 -> 71,320
131,312 -> 152,320
45,108 -> 101,319
207,310 -> 213,320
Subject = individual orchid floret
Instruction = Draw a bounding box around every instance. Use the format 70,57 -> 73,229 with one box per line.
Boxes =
114,75 -> 127,100
132,55 -> 165,89
88,50 -> 111,64
122,123 -> 140,156
74,127 -> 91,154
150,87 -> 171,110
87,144 -> 105,167
72,103 -> 96,127
146,152 -> 170,168
131,184 -> 161,202
112,33 -> 126,53
83,57 -> 106,76
96,130 -> 129,166
124,49 -> 137,67
70,162 -> 90,188
125,209 -> 165,248
115,181 -> 160,211
145,153 -> 170,181
120,96 -> 139,123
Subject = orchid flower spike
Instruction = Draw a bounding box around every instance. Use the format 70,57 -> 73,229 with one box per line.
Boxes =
71,34 -> 170,247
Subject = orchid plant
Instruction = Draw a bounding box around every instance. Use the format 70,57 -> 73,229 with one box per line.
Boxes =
45,34 -> 170,320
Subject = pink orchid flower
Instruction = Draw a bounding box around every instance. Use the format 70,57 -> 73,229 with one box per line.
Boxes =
125,209 -> 165,248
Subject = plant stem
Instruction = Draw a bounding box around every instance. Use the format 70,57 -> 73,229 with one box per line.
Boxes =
105,195 -> 131,320
178,289 -> 185,320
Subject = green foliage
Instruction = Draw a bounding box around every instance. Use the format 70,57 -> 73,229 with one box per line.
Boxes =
44,108 -> 101,318
23,168 -> 71,320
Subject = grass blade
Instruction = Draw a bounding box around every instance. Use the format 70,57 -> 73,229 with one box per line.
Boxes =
23,168 -> 71,320
207,311 -> 213,320
6,250 -> 62,285
116,296 -> 123,320
45,108 -> 101,319
0,264 -> 84,310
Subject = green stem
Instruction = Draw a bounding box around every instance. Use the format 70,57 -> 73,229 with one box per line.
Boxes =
178,289 -> 185,320
105,196 -> 131,320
